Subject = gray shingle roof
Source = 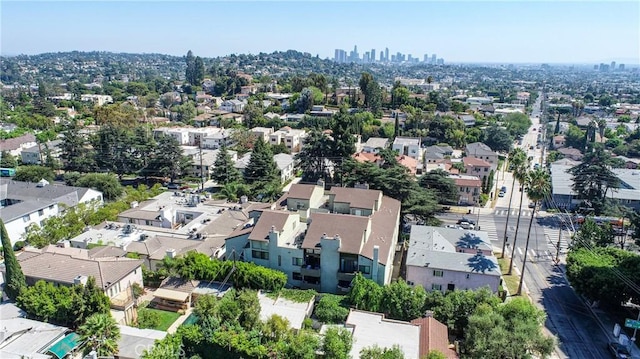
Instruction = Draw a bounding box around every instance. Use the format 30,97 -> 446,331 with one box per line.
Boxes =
17,251 -> 142,290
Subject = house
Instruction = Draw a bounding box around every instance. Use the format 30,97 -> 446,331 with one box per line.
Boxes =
465,97 -> 493,106
362,137 -> 389,154
343,309 -> 458,359
0,303 -> 80,359
19,140 -> 63,165
0,179 -> 103,245
225,186 -> 401,293
201,128 -> 235,149
190,149 -> 238,179
251,127 -> 275,142
309,105 -> 335,117
552,135 -> 566,149
406,226 -> 501,293
397,155 -> 420,175
462,157 -> 492,181
556,147 -> 584,161
393,137 -> 423,161
352,152 -> 384,166
465,142 -> 498,171
0,133 -> 37,157
550,163 -> 640,211
269,127 -> 307,152
458,114 -> 476,127
14,245 -> 143,324
153,127 -> 190,145
448,174 -> 482,205
219,99 -> 246,113
80,94 -> 113,106
614,156 -> 640,169
274,153 -> 296,183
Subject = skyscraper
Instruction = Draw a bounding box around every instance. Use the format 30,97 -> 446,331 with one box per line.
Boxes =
385,48 -> 389,62
423,54 -> 428,62
431,54 -> 437,64
371,49 -> 376,63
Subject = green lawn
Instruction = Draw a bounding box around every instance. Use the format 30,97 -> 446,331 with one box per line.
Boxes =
497,256 -> 520,296
138,308 -> 181,331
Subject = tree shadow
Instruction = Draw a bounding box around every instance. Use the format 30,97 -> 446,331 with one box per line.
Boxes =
456,232 -> 484,250
467,253 -> 498,273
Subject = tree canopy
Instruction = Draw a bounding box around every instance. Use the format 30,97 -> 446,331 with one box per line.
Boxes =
1,218 -> 26,300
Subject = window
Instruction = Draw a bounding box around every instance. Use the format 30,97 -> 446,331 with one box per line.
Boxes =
252,250 -> 269,260
145,220 -> 152,226
466,273 -> 470,279
23,214 -> 31,222
292,257 -> 303,266
292,272 -> 302,281
251,241 -> 268,250
433,270 -> 444,277
49,204 -> 55,210
278,255 -> 282,267
432,284 -> 442,291
38,209 -> 44,216
358,265 -> 371,274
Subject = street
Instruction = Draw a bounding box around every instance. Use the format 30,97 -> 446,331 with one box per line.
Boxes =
440,92 -> 614,358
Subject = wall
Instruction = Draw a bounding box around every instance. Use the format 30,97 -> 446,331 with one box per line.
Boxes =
106,265 -> 144,298
319,236 -> 341,293
406,265 -> 500,293
5,203 -> 59,245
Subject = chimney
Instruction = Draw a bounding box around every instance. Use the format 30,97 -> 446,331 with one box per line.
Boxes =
317,179 -> 325,189
371,245 -> 379,281
73,275 -> 88,286
166,248 -> 176,259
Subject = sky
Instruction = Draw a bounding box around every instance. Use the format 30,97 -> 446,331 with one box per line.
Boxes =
1,1 -> 639,64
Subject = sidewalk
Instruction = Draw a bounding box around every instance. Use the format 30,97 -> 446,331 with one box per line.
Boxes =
554,260 -> 640,358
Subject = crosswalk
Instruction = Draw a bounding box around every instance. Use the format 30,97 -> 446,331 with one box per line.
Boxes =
494,208 -> 534,218
544,227 -> 573,254
478,216 -> 500,242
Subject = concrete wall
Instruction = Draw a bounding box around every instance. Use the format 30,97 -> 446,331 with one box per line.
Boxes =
106,266 -> 144,298
225,233 -> 251,261
406,265 -> 500,293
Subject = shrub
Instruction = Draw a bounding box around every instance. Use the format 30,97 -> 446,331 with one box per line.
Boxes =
137,308 -> 161,329
314,294 -> 349,324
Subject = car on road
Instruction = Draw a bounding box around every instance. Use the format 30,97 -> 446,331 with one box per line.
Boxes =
529,145 -> 534,150
166,183 -> 180,190
498,192 -> 505,197
608,342 -> 630,359
501,186 -> 507,193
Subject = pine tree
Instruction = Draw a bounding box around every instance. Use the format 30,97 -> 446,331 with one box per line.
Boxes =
212,145 -> 241,185
244,137 -> 277,184
1,219 -> 26,300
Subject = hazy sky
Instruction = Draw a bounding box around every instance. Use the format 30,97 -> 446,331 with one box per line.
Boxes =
2,1 -> 639,64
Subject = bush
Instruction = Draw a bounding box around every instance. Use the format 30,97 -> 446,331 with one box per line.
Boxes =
137,308 -> 162,329
479,193 -> 489,206
13,241 -> 25,251
314,294 -> 349,323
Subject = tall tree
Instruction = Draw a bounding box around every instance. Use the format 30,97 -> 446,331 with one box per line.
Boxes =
500,148 -> 527,258
1,219 -> 26,300
322,327 -> 353,359
244,137 -> 277,184
14,165 -> 55,182
517,168 -> 552,295
78,313 -> 121,356
296,129 -> 333,183
193,56 -> 205,86
419,168 -> 458,205
94,124 -> 139,179
212,145 -> 241,185
185,50 -> 196,86
60,122 -> 96,172
507,153 -> 531,274
568,143 -> 619,215
145,135 -> 192,182
359,72 -> 374,108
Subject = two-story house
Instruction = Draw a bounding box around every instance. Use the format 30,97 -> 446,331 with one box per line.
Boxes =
465,142 -> 498,172
406,226 -> 501,293
448,174 -> 482,205
362,137 -> 389,154
20,140 -> 63,165
393,137 -> 423,161
219,99 -> 246,113
225,185 -> 401,293
462,157 -> 492,182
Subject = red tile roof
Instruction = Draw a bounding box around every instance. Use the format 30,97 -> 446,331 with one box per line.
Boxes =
462,156 -> 491,167
411,317 -> 458,359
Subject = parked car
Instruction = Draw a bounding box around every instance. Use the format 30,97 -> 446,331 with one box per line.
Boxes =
166,183 -> 180,190
501,186 -> 507,193
498,192 -> 505,198
608,342 -> 630,359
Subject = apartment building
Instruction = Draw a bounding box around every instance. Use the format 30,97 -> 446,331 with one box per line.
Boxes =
225,184 -> 401,293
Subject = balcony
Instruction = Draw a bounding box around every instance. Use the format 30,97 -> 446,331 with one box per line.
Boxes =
300,281 -> 320,291
337,271 -> 356,282
301,265 -> 321,277
110,291 -> 135,310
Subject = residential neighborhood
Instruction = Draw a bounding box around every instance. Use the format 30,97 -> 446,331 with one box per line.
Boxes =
1,2 -> 640,358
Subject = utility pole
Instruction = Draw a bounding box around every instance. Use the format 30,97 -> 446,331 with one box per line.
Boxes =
555,225 -> 562,263
517,201 -> 537,296
623,300 -> 640,343
199,141 -> 204,192
508,185 -> 526,275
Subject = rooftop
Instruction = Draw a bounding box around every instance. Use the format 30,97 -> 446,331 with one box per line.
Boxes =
346,310 -> 421,359
258,291 -> 314,330
329,186 -> 382,210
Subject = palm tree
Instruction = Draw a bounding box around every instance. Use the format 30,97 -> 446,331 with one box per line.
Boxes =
516,168 -> 552,295
500,148 -> 527,258
507,154 -> 532,274
78,313 -> 121,356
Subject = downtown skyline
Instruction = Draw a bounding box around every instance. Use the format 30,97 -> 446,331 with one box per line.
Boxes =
1,1 -> 639,65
